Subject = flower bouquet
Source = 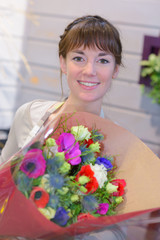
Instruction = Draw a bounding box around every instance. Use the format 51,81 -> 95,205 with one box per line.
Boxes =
0,111 -> 160,239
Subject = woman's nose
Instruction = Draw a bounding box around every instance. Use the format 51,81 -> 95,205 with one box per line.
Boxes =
83,62 -> 96,76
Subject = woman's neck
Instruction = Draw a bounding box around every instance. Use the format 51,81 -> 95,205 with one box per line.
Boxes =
61,95 -> 102,116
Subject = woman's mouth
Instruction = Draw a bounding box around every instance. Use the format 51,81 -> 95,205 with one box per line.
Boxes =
78,81 -> 100,88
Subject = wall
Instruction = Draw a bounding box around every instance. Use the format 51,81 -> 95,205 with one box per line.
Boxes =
0,0 -> 28,128
0,0 -> 160,155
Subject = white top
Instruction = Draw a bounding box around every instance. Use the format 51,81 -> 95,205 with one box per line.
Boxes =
0,99 -> 104,163
0,99 -> 57,163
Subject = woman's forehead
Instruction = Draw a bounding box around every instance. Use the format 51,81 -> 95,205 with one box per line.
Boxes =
69,45 -> 111,55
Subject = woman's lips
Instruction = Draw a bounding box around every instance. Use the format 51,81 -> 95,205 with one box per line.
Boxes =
77,80 -> 100,89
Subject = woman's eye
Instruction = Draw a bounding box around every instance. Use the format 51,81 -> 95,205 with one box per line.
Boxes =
73,57 -> 84,62
99,59 -> 109,64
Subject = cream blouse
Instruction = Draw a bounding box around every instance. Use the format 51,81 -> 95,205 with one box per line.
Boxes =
0,99 -> 104,163
0,99 -> 57,163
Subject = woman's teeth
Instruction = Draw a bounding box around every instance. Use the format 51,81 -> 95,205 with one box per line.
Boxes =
79,81 -> 99,86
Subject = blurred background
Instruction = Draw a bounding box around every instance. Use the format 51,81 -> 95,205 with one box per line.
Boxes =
0,0 -> 160,156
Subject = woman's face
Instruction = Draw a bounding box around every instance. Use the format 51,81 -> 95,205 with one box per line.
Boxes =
60,46 -> 119,105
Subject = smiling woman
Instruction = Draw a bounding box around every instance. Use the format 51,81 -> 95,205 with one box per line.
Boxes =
59,15 -> 122,115
0,15 -> 127,240
0,15 -> 123,164
60,47 -> 119,109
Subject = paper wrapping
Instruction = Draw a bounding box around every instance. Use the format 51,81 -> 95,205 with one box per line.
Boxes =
0,112 -> 160,239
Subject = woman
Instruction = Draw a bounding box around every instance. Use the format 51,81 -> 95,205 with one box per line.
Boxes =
0,15 -> 127,240
0,15 -> 127,239
1,15 -> 158,240
0,15 -> 121,163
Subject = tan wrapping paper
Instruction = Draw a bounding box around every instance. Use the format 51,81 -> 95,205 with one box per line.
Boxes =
0,111 -> 159,238
61,112 -> 160,214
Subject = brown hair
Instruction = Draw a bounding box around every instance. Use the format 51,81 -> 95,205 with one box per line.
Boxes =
59,15 -> 122,65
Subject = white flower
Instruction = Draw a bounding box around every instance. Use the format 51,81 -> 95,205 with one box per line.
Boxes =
39,174 -> 51,192
90,164 -> 108,188
48,145 -> 58,157
71,125 -> 91,141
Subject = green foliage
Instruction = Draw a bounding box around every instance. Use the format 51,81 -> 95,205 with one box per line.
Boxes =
91,129 -> 104,142
140,53 -> 160,104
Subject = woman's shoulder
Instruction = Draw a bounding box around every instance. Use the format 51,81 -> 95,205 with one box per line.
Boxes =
29,99 -> 58,125
15,99 -> 58,127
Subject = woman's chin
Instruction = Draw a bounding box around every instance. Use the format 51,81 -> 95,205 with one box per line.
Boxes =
78,93 -> 103,104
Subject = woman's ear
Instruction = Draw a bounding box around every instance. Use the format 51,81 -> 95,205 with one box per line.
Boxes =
59,55 -> 67,74
112,65 -> 120,79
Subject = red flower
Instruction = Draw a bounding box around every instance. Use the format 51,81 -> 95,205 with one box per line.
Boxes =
76,165 -> 99,194
84,139 -> 94,147
77,213 -> 95,221
111,179 -> 126,196
85,177 -> 99,194
30,187 -> 49,208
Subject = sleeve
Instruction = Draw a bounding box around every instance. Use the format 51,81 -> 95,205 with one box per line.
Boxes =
0,102 -> 32,164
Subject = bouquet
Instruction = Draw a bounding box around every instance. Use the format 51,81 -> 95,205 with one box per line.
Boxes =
13,114 -> 126,227
0,111 -> 160,239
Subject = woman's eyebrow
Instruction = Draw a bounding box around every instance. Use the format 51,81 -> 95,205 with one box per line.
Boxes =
72,50 -> 84,55
98,52 -> 109,57
71,51 -> 110,56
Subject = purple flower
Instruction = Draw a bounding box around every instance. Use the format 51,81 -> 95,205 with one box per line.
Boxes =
96,157 -> 113,171
52,207 -> 70,226
20,149 -> 46,178
56,133 -> 81,165
65,142 -> 81,165
56,133 -> 75,152
96,203 -> 109,215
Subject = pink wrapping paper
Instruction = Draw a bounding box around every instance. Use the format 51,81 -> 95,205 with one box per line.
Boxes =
0,112 -> 160,239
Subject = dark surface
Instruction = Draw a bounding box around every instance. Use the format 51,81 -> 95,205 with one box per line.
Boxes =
139,35 -> 160,87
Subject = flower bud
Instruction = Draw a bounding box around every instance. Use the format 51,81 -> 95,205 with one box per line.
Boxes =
39,207 -> 56,220
106,182 -> 118,193
59,162 -> 71,174
39,174 -> 50,192
57,187 -> 69,195
89,142 -> 100,153
79,186 -> 88,193
78,176 -> 90,185
46,138 -> 56,147
55,152 -> 65,161
115,196 -> 124,204
71,194 -> 79,202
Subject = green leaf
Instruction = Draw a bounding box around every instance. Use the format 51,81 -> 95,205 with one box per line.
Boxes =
33,176 -> 42,186
140,60 -> 151,66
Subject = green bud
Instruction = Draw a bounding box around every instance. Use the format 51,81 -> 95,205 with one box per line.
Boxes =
89,142 -> 100,153
78,176 -> 90,185
115,196 -> 123,204
59,162 -> 71,174
39,174 -> 51,192
68,211 -> 72,217
106,182 -> 118,194
46,138 -> 56,147
39,207 -> 56,220
79,186 -> 88,193
71,194 -> 79,202
57,187 -> 69,195
55,152 -> 65,162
